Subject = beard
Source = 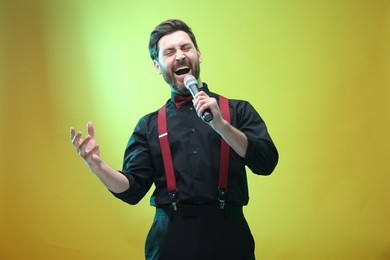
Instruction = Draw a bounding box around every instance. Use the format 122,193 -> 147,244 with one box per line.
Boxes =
161,60 -> 201,95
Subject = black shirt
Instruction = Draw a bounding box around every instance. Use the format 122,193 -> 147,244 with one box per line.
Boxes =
113,84 -> 278,207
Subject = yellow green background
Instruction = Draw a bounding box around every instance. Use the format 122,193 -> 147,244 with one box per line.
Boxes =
1,0 -> 389,259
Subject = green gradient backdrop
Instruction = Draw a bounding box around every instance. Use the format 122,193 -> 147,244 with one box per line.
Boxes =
1,0 -> 390,259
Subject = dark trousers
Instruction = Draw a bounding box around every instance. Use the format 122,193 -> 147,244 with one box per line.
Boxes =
145,204 -> 255,260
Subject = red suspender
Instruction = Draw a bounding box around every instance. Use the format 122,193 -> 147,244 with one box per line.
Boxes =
157,107 -> 178,210
218,96 -> 230,209
157,96 -> 231,210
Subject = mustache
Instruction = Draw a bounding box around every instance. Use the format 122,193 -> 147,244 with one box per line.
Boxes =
174,60 -> 191,68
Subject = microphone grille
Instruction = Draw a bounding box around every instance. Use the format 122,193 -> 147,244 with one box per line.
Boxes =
184,75 -> 197,89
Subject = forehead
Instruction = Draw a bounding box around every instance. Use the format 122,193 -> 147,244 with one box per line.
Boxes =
158,30 -> 193,50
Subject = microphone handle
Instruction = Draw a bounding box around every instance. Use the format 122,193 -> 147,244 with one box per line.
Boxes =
188,85 -> 214,122
202,110 -> 213,122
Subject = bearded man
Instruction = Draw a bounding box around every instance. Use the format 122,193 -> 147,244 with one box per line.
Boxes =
70,19 -> 278,260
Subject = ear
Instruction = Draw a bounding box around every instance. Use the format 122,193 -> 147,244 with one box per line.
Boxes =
153,60 -> 162,74
197,50 -> 202,63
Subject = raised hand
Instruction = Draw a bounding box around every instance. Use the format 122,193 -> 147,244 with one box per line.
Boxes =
69,122 -> 130,192
70,122 -> 101,171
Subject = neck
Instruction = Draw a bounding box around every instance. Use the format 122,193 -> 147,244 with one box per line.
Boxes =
171,76 -> 203,96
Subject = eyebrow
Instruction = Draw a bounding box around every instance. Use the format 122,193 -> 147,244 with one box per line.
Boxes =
181,43 -> 192,49
164,43 -> 192,51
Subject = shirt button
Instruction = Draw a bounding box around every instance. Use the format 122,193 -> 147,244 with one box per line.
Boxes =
192,150 -> 198,155
189,107 -> 194,111
191,128 -> 196,133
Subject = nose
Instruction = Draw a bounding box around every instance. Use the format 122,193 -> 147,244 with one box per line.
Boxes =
175,51 -> 185,61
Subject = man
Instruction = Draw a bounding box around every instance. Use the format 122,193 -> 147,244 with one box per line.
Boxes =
70,19 -> 278,260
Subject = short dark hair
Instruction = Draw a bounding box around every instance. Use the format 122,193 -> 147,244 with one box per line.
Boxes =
148,19 -> 199,60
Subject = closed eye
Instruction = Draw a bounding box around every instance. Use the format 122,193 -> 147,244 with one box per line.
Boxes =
182,44 -> 192,51
163,49 -> 175,56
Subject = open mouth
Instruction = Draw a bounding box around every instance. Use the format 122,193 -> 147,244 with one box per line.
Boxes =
174,66 -> 191,76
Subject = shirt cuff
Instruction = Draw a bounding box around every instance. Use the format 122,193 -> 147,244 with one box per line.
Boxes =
244,134 -> 257,162
109,171 -> 136,199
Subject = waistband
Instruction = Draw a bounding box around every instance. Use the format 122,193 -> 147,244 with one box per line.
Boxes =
155,203 -> 243,217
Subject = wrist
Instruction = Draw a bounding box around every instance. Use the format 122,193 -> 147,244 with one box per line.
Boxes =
212,118 -> 228,134
88,158 -> 104,175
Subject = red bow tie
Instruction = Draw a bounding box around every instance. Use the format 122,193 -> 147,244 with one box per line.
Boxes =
174,95 -> 193,108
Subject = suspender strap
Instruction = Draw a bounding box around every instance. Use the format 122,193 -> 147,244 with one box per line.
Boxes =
158,105 -> 178,210
157,96 -> 231,210
218,96 -> 230,209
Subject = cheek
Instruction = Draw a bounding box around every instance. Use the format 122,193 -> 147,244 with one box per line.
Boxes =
162,59 -> 173,71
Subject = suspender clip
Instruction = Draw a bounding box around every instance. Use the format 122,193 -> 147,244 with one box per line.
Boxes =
218,188 -> 228,210
168,189 -> 179,211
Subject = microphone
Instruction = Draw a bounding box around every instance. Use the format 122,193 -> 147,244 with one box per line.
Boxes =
184,75 -> 214,122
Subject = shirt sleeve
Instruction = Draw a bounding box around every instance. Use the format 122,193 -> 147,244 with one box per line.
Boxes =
236,101 -> 279,175
110,116 -> 155,205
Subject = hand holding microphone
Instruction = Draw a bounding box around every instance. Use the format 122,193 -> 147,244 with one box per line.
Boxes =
184,75 -> 214,122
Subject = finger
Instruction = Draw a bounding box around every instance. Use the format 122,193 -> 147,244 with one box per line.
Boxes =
78,135 -> 92,155
87,121 -> 94,138
195,91 -> 207,99
70,127 -> 75,140
201,99 -> 219,118
194,93 -> 209,107
195,98 -> 209,115
84,144 -> 100,160
72,131 -> 82,146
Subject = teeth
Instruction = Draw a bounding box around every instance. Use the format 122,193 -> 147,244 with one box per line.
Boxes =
175,66 -> 189,72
